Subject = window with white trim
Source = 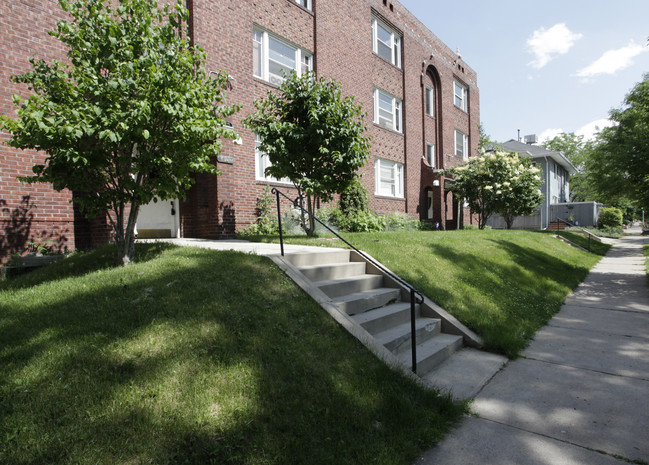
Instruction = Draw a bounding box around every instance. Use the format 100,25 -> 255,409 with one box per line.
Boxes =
373,88 -> 402,132
294,0 -> 312,10
425,85 -> 434,117
426,142 -> 435,168
455,129 -> 469,161
371,17 -> 401,68
255,134 -> 291,184
253,28 -> 312,86
375,158 -> 404,198
454,80 -> 468,111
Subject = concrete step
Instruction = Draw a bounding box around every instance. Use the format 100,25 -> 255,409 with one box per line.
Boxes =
316,274 -> 384,298
375,317 -> 442,355
284,250 -> 351,267
298,261 -> 367,282
397,333 -> 463,375
351,301 -> 415,334
332,288 -> 401,315
422,348 -> 507,400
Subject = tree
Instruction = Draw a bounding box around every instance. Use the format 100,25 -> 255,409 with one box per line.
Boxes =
443,151 -> 543,229
244,71 -> 371,236
495,155 -> 544,229
542,132 -> 596,202
585,74 -> 649,211
0,0 -> 239,265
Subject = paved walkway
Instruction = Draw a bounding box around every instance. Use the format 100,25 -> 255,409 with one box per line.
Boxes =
416,227 -> 649,465
138,237 -> 344,256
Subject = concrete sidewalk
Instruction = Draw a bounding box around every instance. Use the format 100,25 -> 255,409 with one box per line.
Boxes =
417,227 -> 649,465
138,237 -> 345,256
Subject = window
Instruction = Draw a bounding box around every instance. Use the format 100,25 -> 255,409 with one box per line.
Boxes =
294,0 -> 312,10
371,17 -> 401,68
373,88 -> 402,132
375,158 -> 404,198
253,28 -> 312,86
454,80 -> 468,111
425,85 -> 434,117
426,142 -> 435,168
255,134 -> 291,184
455,129 -> 468,161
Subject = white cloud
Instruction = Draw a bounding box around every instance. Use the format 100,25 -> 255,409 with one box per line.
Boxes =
576,40 -> 649,78
527,23 -> 583,69
538,120 -> 616,144
576,119 -> 616,140
539,128 -> 564,143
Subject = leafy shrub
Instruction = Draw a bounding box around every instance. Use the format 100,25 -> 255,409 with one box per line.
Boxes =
339,178 -> 370,217
343,210 -> 386,232
238,186 -> 279,237
598,207 -> 623,229
384,212 -> 421,231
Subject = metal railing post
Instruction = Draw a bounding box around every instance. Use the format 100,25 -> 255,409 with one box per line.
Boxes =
410,288 -> 417,374
273,188 -> 284,256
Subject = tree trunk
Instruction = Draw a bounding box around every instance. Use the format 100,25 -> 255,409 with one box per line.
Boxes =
115,202 -> 139,266
304,193 -> 316,237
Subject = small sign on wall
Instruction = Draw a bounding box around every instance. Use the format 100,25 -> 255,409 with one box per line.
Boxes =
217,155 -> 234,164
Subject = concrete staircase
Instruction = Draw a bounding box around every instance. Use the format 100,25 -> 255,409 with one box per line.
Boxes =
273,248 -> 507,400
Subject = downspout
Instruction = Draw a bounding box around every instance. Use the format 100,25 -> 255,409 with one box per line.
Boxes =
312,0 -> 317,77
401,38 -> 408,214
420,69 -> 426,220
186,0 -> 195,47
543,156 -> 550,229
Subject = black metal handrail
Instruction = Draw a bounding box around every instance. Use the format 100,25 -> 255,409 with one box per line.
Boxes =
271,187 -> 424,373
554,217 -> 594,253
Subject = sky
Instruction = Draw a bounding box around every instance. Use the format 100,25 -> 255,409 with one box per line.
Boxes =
399,0 -> 649,143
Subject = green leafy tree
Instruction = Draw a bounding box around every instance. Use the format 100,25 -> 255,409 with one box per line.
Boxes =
244,71 -> 371,236
542,132 -> 597,202
1,0 -> 239,265
585,74 -> 649,210
495,155 -> 544,229
443,151 -> 543,229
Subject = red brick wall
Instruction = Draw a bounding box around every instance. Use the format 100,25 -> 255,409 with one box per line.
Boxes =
0,0 -> 75,263
1,0 -> 480,258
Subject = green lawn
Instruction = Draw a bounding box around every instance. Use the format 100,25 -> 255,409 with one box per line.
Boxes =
0,244 -> 464,465
248,229 -> 603,357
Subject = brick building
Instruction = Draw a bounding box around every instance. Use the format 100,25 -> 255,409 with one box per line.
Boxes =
0,0 -> 480,260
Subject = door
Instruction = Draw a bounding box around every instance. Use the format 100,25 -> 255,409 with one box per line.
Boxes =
427,190 -> 434,219
135,198 -> 180,238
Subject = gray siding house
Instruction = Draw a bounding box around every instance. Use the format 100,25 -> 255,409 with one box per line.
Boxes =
487,139 -> 578,229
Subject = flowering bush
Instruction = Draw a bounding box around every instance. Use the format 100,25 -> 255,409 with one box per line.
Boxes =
443,151 -> 543,229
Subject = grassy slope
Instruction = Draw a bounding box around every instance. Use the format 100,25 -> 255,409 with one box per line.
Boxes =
256,229 -> 603,358
0,244 -> 464,465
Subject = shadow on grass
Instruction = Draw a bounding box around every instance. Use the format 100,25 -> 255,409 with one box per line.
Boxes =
0,242 -> 177,291
0,247 -> 462,465
413,238 -> 594,358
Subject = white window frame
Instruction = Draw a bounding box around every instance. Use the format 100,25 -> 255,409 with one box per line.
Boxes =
425,85 -> 434,117
253,27 -> 312,86
294,0 -> 312,10
426,142 -> 435,168
373,88 -> 402,133
375,158 -> 404,198
455,129 -> 469,161
371,17 -> 401,68
255,134 -> 292,185
454,80 -> 468,111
